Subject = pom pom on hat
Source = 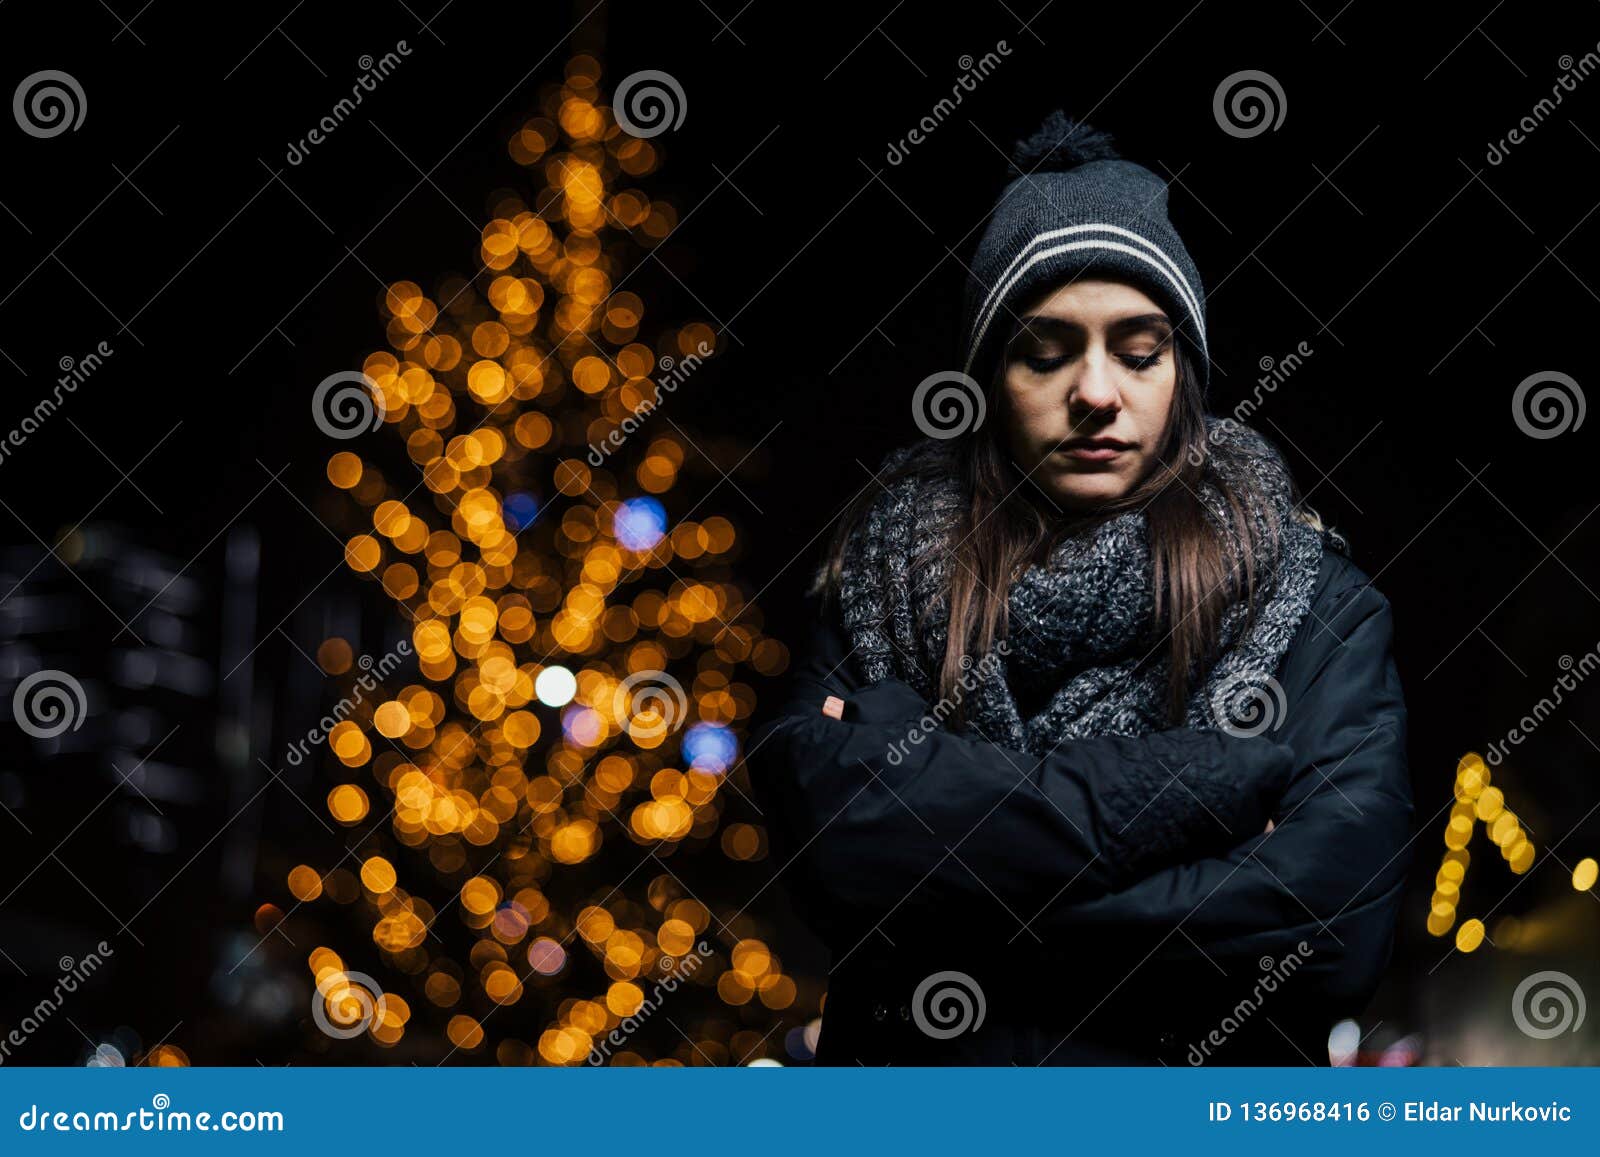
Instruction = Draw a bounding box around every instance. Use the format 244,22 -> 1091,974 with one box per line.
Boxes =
1009,110 -> 1120,173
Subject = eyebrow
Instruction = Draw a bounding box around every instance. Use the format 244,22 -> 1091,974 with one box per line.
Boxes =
1013,312 -> 1173,337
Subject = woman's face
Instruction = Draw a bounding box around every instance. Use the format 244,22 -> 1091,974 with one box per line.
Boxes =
1000,279 -> 1178,510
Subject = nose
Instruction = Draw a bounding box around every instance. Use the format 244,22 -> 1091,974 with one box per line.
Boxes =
1067,347 -> 1123,416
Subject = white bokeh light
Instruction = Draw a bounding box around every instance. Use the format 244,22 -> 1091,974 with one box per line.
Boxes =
535,664 -> 577,707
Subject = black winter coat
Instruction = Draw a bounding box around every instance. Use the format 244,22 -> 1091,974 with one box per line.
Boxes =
748,547 -> 1415,1065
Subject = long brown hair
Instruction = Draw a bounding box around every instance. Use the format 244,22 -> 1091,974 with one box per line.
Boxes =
820,339 -> 1281,725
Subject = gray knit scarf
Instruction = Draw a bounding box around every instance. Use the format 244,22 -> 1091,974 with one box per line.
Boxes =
834,418 -> 1338,756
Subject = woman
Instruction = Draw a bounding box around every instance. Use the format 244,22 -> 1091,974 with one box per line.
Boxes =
749,113 -> 1415,1065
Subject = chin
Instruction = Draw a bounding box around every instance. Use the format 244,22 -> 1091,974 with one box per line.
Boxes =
1043,468 -> 1135,510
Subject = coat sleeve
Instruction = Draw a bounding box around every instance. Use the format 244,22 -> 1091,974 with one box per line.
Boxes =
1034,576 -> 1415,1017
746,594 -> 1298,954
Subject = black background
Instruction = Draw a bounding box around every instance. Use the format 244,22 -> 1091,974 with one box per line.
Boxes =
2,0 -> 1599,1063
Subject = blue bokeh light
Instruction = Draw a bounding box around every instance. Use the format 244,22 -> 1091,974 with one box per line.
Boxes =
682,721 -> 737,774
504,491 -> 541,532
614,497 -> 668,551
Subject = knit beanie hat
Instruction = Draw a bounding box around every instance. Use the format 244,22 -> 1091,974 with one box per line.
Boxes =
959,111 -> 1209,391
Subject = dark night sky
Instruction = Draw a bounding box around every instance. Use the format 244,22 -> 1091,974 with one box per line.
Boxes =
3,0 -> 1600,1060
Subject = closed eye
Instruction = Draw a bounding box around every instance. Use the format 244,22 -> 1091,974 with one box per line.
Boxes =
1026,351 -> 1164,373
1117,350 -> 1165,372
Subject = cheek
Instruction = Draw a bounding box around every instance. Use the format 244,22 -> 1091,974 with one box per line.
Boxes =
1130,371 -> 1178,436
1002,380 -> 1056,442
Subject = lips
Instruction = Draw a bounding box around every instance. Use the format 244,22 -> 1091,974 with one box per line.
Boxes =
1057,437 -> 1134,461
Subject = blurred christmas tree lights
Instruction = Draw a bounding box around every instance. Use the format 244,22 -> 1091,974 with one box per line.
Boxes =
273,55 -> 814,1065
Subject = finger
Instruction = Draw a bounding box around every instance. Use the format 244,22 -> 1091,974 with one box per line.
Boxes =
821,695 -> 845,720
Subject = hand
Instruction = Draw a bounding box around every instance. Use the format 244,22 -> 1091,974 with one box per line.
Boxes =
816,679 -> 930,725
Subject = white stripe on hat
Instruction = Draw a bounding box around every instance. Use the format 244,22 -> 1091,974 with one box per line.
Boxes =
974,223 -> 1204,337
965,224 -> 1206,373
